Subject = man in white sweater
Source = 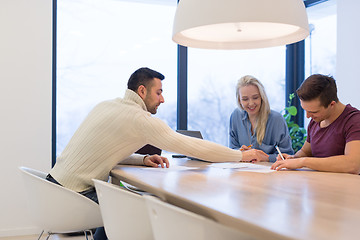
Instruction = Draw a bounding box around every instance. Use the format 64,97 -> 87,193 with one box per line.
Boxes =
47,67 -> 268,240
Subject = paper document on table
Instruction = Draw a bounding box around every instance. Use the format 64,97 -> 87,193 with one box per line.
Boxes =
210,162 -> 274,173
140,165 -> 199,171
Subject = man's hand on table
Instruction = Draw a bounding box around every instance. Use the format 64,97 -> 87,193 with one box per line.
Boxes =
143,154 -> 170,168
241,149 -> 269,162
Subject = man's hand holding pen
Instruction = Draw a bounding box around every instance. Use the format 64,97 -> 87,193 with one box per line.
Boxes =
276,153 -> 294,161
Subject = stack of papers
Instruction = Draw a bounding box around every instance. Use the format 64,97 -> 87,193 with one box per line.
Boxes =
210,162 -> 274,173
139,163 -> 274,173
140,165 -> 199,171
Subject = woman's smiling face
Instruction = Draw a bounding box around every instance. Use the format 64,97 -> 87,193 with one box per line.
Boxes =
239,84 -> 262,118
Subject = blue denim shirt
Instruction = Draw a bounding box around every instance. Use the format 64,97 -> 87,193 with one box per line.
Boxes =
229,108 -> 294,162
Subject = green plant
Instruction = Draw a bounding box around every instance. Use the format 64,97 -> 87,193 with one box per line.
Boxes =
283,93 -> 307,152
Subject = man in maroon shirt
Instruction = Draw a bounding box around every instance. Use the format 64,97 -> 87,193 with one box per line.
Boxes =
271,74 -> 360,174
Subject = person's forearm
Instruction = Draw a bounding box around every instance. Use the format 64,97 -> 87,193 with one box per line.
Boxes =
294,149 -> 310,158
120,154 -> 145,165
302,156 -> 360,174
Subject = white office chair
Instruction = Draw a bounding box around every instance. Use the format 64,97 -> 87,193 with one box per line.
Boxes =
92,179 -> 154,240
19,167 -> 103,240
144,195 -> 253,240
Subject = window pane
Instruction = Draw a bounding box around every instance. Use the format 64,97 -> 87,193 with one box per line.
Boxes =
306,3 -> 337,77
304,2 -> 337,127
57,0 -> 177,156
188,47 -> 286,146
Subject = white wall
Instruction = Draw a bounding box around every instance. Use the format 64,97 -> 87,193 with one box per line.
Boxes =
0,0 -> 52,237
337,0 -> 360,109
0,0 -> 359,237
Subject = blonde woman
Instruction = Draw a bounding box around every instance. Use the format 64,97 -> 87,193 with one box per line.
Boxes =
229,75 -> 294,162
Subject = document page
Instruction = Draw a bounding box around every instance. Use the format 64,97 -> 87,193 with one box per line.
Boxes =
140,165 -> 199,171
210,162 -> 274,173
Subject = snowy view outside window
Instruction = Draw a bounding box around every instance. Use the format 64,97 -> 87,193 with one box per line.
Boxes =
187,46 -> 286,146
57,0 -> 336,156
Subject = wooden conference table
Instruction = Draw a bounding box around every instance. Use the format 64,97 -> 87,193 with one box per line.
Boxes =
111,155 -> 360,240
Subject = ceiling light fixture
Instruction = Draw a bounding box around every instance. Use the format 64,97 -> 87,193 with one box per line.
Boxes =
172,0 -> 309,49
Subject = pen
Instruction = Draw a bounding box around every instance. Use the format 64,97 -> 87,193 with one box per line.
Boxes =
275,145 -> 285,160
240,144 -> 252,151
172,154 -> 187,158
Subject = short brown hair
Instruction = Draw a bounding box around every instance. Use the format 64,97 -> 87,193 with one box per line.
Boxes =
127,67 -> 164,92
296,74 -> 338,107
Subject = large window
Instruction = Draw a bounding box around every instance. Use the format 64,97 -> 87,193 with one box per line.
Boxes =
305,2 -> 337,77
57,0 -> 337,156
57,0 -> 177,156
303,1 -> 337,127
185,1 -> 338,147
188,47 -> 286,146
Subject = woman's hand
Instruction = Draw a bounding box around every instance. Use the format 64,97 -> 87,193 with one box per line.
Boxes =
240,144 -> 252,151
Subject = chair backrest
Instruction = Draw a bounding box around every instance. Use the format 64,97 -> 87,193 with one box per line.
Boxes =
93,179 -> 154,240
19,166 -> 102,233
144,195 -> 250,240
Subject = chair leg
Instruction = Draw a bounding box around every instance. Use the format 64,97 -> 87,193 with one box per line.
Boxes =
84,229 -> 94,240
36,230 -> 53,240
45,232 -> 52,240
37,230 -> 44,240
89,230 -> 94,240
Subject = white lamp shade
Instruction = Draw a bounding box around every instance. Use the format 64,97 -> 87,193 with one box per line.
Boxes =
172,0 -> 310,49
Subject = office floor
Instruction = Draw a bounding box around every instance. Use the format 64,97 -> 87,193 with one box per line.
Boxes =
0,233 -> 86,240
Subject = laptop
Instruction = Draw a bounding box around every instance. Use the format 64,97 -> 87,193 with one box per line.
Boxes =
175,130 -> 207,161
135,144 -> 162,155
176,130 -> 203,139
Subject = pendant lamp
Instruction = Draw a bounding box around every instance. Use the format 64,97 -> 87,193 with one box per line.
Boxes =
172,0 -> 309,49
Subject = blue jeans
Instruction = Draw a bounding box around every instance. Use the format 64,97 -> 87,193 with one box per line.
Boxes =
46,174 -> 107,240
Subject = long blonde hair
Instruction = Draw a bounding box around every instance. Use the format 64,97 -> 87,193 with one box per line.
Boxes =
236,75 -> 270,145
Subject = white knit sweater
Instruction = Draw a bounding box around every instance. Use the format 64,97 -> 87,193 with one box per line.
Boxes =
50,89 -> 243,192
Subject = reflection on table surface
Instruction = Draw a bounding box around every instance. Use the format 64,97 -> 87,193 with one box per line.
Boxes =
111,155 -> 360,240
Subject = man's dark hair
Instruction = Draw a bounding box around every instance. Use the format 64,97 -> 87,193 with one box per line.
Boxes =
296,74 -> 339,107
127,67 -> 165,91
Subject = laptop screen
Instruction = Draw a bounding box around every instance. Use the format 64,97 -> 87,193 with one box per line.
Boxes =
135,131 -> 203,158
175,130 -> 209,161
135,144 -> 162,155
176,130 -> 203,139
